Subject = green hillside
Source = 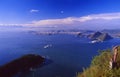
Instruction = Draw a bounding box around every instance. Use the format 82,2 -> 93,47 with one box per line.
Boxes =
78,46 -> 120,77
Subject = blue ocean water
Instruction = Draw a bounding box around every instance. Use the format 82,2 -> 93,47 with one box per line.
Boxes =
0,27 -> 120,77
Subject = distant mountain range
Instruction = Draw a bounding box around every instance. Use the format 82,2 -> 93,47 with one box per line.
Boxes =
28,30 -> 113,42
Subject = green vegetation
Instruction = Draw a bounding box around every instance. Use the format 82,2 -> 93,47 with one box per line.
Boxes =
78,46 -> 120,77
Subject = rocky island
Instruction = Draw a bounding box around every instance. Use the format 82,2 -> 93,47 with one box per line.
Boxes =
87,31 -> 113,42
0,54 -> 45,77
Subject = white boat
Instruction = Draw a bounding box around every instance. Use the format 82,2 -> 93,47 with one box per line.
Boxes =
91,40 -> 100,43
44,44 -> 52,48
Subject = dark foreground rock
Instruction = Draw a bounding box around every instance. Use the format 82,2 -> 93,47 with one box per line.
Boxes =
0,54 -> 45,77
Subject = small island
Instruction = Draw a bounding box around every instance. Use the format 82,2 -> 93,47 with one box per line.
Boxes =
0,54 -> 45,77
87,31 -> 113,43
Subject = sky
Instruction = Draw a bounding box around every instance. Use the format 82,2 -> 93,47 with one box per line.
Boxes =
1,0 -> 120,29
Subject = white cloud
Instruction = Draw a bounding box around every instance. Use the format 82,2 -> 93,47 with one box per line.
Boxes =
0,24 -> 21,26
30,9 -> 39,13
30,17 -> 76,26
80,13 -> 120,21
1,12 -> 120,30
27,12 -> 120,26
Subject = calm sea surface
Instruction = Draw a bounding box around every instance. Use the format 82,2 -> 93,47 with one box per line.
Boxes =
0,27 -> 120,77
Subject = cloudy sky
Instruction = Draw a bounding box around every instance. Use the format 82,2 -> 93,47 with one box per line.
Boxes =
0,0 -> 120,30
